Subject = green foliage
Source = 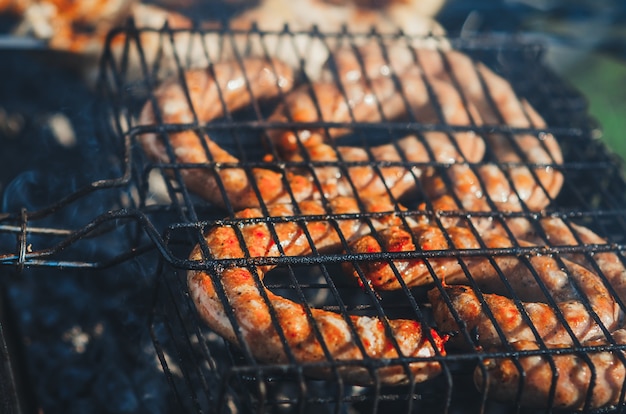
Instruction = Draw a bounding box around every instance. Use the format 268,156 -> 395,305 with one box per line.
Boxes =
566,54 -> 626,161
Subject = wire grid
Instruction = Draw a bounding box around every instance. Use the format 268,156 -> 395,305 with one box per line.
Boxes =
97,22 -> 626,413
0,106 -> 175,270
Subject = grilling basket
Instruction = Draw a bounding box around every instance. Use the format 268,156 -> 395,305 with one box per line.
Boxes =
2,21 -> 626,414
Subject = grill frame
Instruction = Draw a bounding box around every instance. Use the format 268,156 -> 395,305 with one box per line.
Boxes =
3,20 -> 626,413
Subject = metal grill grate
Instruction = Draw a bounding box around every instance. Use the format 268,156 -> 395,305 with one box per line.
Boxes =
100,23 -> 626,413
3,20 -> 626,414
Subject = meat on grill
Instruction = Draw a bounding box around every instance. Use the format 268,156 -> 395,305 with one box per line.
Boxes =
188,197 -> 446,385
475,330 -> 626,410
134,26 -> 626,410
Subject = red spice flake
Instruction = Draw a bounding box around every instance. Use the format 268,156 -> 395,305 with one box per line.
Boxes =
356,278 -> 373,292
365,244 -> 379,253
383,339 -> 395,353
568,313 -> 583,326
388,241 -> 402,252
222,236 -> 236,246
431,329 -> 448,354
499,306 -> 520,327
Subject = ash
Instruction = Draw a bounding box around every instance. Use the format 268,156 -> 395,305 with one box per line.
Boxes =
0,50 -> 170,413
7,264 -> 168,414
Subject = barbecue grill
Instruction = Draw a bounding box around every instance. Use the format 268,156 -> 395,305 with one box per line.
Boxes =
2,19 -> 626,414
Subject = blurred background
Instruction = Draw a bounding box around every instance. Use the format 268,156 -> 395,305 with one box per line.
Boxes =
437,0 -> 626,160
0,0 -> 624,165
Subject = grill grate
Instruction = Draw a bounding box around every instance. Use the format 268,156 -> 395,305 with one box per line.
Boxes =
3,20 -> 626,413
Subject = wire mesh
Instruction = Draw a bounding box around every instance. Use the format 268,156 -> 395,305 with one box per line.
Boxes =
104,21 -> 624,412
6,20 -> 625,414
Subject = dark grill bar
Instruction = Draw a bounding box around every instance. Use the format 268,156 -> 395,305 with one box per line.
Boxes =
2,18 -> 626,414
